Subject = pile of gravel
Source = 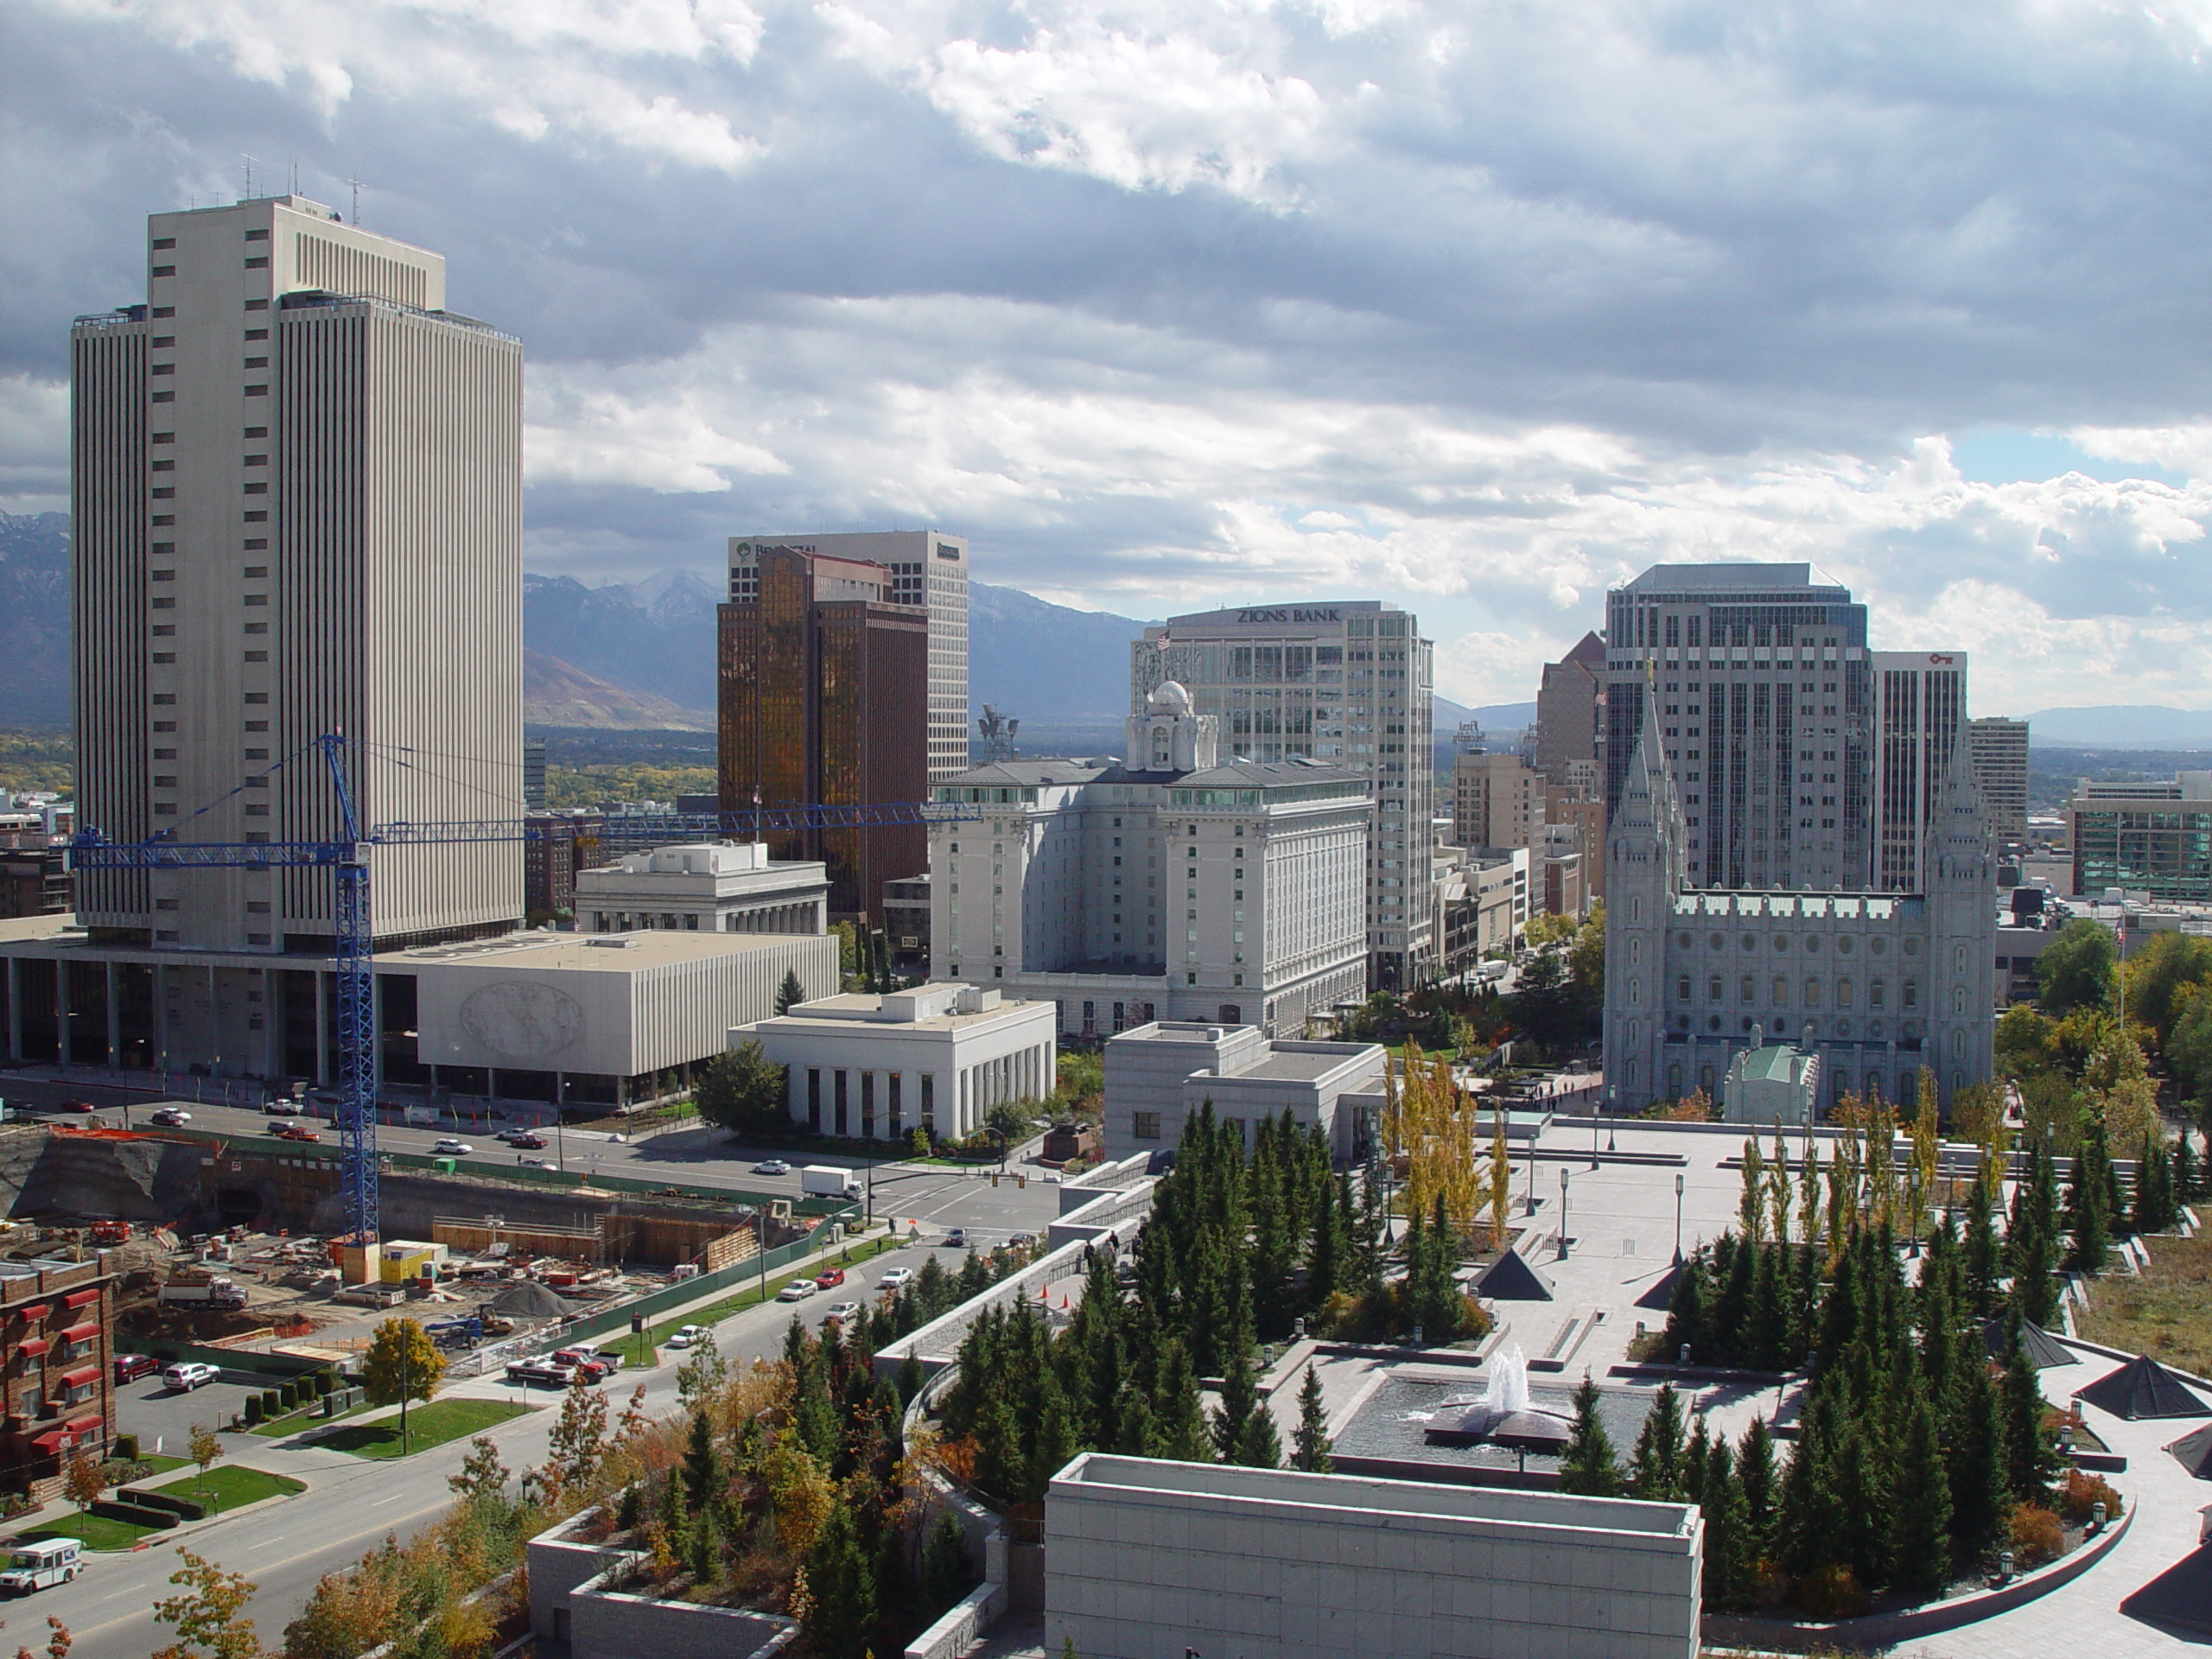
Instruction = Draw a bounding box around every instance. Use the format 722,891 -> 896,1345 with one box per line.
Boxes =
486,1280 -> 581,1320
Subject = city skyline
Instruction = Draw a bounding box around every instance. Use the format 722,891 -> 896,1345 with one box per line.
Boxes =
9,5 -> 2212,715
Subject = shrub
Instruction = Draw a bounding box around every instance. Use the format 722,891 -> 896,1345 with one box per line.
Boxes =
128,1489 -> 208,1521
279,1381 -> 299,1411
315,1370 -> 336,1397
89,1498 -> 178,1529
2010,1503 -> 2066,1568
2056,1469 -> 2124,1527
262,1388 -> 282,1418
102,1459 -> 154,1486
1792,1562 -> 1869,1618
243,1395 -> 264,1426
114,1433 -> 140,1461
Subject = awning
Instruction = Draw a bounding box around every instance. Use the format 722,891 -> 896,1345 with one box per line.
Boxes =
56,1364 -> 99,1389
63,1413 -> 103,1435
58,1322 -> 98,1345
12,1304 -> 48,1323
27,1430 -> 66,1453
61,1289 -> 100,1310
14,1338 -> 48,1358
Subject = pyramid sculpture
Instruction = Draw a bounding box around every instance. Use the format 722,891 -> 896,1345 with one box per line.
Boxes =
2076,1353 -> 2212,1421
1981,1317 -> 2078,1370
2164,1421 -> 2212,1480
1475,1246 -> 1555,1301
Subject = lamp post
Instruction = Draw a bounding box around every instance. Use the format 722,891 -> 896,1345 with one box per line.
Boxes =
1673,1170 -> 1686,1265
1558,1167 -> 1571,1260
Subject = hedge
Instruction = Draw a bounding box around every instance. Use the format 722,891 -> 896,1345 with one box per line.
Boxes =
124,1489 -> 209,1521
114,1433 -> 140,1461
90,1498 -> 178,1529
243,1396 -> 264,1426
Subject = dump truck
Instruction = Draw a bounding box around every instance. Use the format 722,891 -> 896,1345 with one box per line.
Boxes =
799,1166 -> 862,1200
158,1269 -> 245,1309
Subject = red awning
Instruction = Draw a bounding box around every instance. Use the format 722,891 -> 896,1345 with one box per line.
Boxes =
61,1288 -> 99,1310
56,1364 -> 99,1389
58,1322 -> 97,1345
14,1338 -> 47,1358
12,1304 -> 48,1323
27,1430 -> 66,1453
63,1413 -> 103,1435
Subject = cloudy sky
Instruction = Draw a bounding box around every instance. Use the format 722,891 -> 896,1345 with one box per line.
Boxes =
7,0 -> 2212,712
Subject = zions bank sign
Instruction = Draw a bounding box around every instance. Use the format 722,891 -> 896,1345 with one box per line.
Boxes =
1236,607 -> 1343,624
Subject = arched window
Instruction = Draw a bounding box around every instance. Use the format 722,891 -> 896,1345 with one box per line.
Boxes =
1836,977 -> 1853,1008
1630,938 -> 1642,965
1804,978 -> 1821,1007
1708,975 -> 1724,1001
1950,1030 -> 1965,1058
1668,1064 -> 1683,1096
1773,976 -> 1789,1005
1953,985 -> 1967,1016
1954,944 -> 1967,974
1700,1064 -> 1715,1093
1740,975 -> 1756,1004
1629,977 -> 1641,1004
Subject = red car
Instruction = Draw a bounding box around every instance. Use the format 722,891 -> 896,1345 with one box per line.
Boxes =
277,1124 -> 321,1142
113,1353 -> 158,1384
814,1268 -> 846,1290
57,1099 -> 99,1115
510,1133 -> 546,1150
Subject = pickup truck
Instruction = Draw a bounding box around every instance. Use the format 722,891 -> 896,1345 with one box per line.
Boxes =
551,1347 -> 623,1381
504,1357 -> 577,1389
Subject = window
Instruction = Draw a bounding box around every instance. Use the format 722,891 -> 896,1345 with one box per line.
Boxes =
1132,1111 -> 1161,1141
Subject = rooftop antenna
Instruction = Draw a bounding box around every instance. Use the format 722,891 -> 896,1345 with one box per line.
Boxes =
347,177 -> 363,226
243,154 -> 256,198
289,156 -> 299,196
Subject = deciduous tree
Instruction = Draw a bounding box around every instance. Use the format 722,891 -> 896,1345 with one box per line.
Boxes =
361,1317 -> 446,1455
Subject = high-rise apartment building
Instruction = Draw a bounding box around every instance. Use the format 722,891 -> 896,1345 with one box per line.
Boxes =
1535,631 -> 1606,788
1968,716 -> 2030,849
1452,751 -> 1541,853
717,545 -> 929,919
1870,652 -> 1968,892
71,194 -> 524,954
728,531 -> 968,791
1133,603 -> 1433,989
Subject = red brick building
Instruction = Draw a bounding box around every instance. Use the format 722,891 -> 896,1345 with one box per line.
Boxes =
2,1255 -> 117,1501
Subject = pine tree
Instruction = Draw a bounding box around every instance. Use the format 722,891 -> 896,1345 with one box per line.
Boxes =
1662,1255 -> 1709,1364
2175,1126 -> 2200,1204
1700,1438 -> 1749,1611
1151,1341 -> 1212,1463
682,1408 -> 722,1511
1964,1190 -> 2000,1319
1235,1399 -> 1283,1468
2066,1122 -> 2111,1273
1736,1416 -> 1777,1565
1293,1363 -> 1333,1471
1831,1414 -> 1893,1588
918,1512 -> 974,1618
2134,1134 -> 2174,1235
2001,1322 -> 2056,1504
1557,1373 -> 1624,1496
774,967 -> 806,1014
1628,1383 -> 1688,1501
1028,1368 -> 1081,1499
802,1502 -> 879,1659
1747,1245 -> 1788,1371
1892,1389 -> 1954,1599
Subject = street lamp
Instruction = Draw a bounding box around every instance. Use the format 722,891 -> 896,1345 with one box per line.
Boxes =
1673,1170 -> 1686,1265
1558,1167 -> 1571,1260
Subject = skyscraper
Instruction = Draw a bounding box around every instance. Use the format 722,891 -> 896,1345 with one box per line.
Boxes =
1452,750 -> 1541,853
1870,652 -> 1969,892
1535,630 -> 1606,790
1133,602 -> 1433,989
1967,716 -> 2030,850
1605,564 -> 1891,892
72,194 -> 523,954
728,531 -> 969,791
717,545 -> 929,919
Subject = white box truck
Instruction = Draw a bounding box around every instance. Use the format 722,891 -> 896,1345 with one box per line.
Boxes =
799,1166 -> 862,1200
158,1270 -> 246,1309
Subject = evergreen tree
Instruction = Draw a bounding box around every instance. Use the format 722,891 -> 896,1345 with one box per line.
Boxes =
1943,1325 -> 2009,1562
682,1408 -> 722,1511
1963,1191 -> 2000,1319
2066,1121 -> 2111,1273
1627,1383 -> 1688,1501
1151,1341 -> 1212,1463
2175,1127 -> 2200,1204
1028,1368 -> 1081,1498
1662,1255 -> 1709,1363
1306,1173 -> 1350,1313
1249,1117 -> 1296,1340
1113,1385 -> 1156,1458
802,1502 -> 879,1659
2001,1322 -> 2056,1504
2134,1133 -> 2175,1235
1777,1400 -> 1847,1577
918,1512 -> 974,1617
774,967 -> 806,1015
1235,1398 -> 1283,1468
1293,1363 -> 1333,1471
1747,1245 -> 1788,1371
1736,1416 -> 1777,1565
1557,1373 -> 1624,1497
1831,1414 -> 1894,1587
1700,1438 -> 1749,1611
1410,1195 -> 1462,1342
1892,1390 -> 1954,1599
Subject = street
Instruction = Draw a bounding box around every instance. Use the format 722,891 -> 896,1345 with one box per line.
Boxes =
16,1159 -> 1058,1658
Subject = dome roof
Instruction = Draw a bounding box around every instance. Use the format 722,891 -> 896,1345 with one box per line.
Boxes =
1148,680 -> 1193,714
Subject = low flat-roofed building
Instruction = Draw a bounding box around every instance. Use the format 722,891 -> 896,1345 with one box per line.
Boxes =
1103,1020 -> 1383,1162
733,981 -> 1057,1143
575,842 -> 830,937
1721,1036 -> 1819,1126
2069,773 -> 2212,903
1046,1452 -> 1700,1659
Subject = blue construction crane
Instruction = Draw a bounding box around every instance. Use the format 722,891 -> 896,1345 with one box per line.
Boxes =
70,732 -> 979,1255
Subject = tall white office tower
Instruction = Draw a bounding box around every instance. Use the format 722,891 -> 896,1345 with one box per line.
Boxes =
1870,652 -> 1970,892
1133,603 -> 1433,989
727,531 -> 969,791
71,194 -> 524,956
1967,715 -> 2030,851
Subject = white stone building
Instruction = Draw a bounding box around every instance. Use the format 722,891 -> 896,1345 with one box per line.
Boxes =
930,684 -> 1371,1040
1133,603 -> 1433,990
1720,1036 -> 1821,1127
575,843 -> 828,936
731,982 -> 1057,1142
1101,1020 -> 1385,1161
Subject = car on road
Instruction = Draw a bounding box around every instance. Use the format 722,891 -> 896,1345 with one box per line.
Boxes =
505,1357 -> 578,1388
494,1125 -> 531,1142
877,1267 -> 914,1291
944,1228 -> 966,1248
518,1156 -> 550,1167
552,1347 -> 623,1380
162,1361 -> 219,1392
508,1133 -> 546,1150
1007,1232 -> 1036,1249
814,1268 -> 846,1290
56,1099 -> 99,1115
264,1100 -> 303,1116
149,1108 -> 192,1127
823,1300 -> 862,1325
432,1138 -> 474,1155
276,1123 -> 320,1142
752,1159 -> 791,1176
0,1538 -> 83,1595
113,1353 -> 158,1384
778,1280 -> 817,1302
666,1324 -> 709,1350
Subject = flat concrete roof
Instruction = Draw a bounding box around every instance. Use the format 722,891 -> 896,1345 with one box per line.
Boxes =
1231,1050 -> 1362,1083
385,929 -> 822,971
753,995 -> 1052,1033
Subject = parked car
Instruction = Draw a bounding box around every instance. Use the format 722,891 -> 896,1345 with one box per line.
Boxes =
277,1124 -> 320,1142
823,1300 -> 862,1325
504,1357 -> 576,1388
431,1139 -> 473,1155
149,1108 -> 191,1127
113,1353 -> 158,1384
162,1362 -> 219,1392
0,1538 -> 82,1595
551,1347 -> 623,1380
264,1100 -> 303,1116
752,1159 -> 791,1176
494,1125 -> 531,1142
666,1324 -> 709,1350
1007,1232 -> 1037,1249
877,1267 -> 914,1291
778,1280 -> 817,1302
508,1133 -> 546,1150
814,1268 -> 846,1290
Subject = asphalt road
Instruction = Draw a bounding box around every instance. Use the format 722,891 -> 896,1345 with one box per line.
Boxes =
12,1174 -> 1060,1658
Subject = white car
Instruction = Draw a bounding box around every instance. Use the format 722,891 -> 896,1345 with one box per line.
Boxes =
666,1325 -> 709,1350
823,1300 -> 862,1324
432,1139 -> 473,1155
162,1361 -> 219,1392
777,1280 -> 817,1302
877,1267 -> 914,1291
752,1159 -> 791,1176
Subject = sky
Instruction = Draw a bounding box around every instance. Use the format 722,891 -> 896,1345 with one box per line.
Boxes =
7,0 -> 2212,714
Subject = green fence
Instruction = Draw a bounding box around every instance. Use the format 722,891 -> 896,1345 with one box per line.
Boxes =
556,1215 -> 856,1347
139,1340 -> 340,1381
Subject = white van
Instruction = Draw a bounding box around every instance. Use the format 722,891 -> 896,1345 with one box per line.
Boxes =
162,1361 -> 219,1391
0,1538 -> 82,1595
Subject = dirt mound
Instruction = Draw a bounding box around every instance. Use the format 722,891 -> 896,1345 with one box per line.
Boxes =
486,1280 -> 580,1320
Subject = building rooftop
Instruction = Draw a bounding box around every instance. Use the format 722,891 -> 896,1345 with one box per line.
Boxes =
754,982 -> 1049,1032
384,929 -> 819,970
1738,1045 -> 1802,1083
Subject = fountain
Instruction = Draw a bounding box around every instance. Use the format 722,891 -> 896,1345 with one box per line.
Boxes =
1422,1344 -> 1574,1453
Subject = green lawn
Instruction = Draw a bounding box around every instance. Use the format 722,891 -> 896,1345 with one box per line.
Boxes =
251,1396 -> 378,1437
321,1397 -> 531,1460
12,1513 -> 158,1552
144,1465 -> 304,1515
139,1453 -> 191,1473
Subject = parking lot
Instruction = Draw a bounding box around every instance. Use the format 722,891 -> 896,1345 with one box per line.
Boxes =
113,1363 -> 289,1455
